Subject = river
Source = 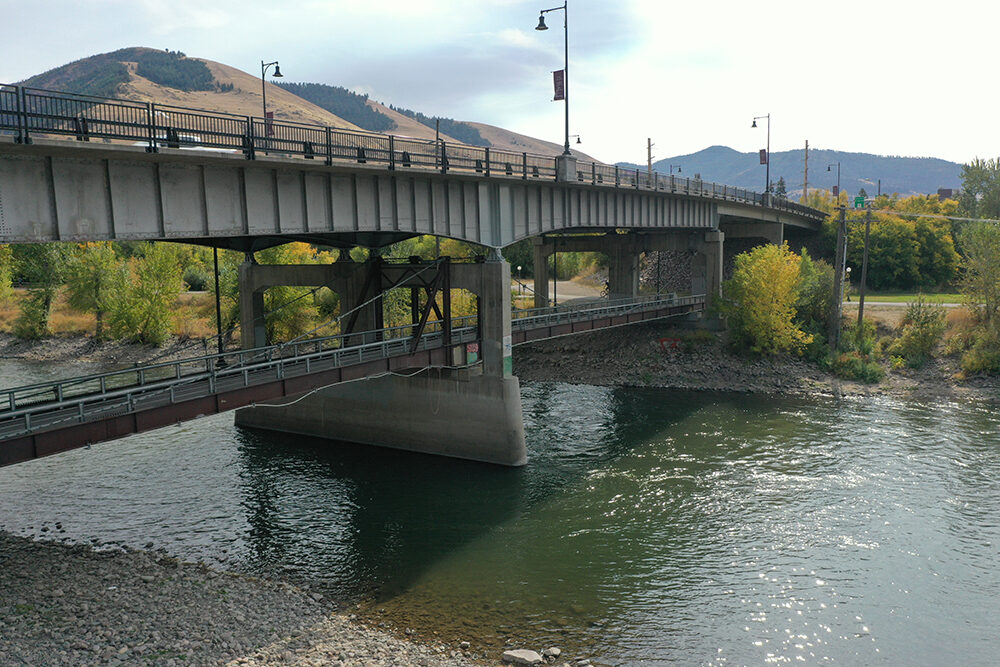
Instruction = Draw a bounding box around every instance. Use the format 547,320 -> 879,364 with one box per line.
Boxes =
1,358 -> 998,665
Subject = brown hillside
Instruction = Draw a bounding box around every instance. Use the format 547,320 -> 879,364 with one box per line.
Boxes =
118,59 -> 361,130
465,122 -> 598,161
365,100 -> 460,142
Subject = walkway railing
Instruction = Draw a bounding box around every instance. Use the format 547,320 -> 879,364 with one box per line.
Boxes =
0,84 -> 825,221
0,293 -> 701,442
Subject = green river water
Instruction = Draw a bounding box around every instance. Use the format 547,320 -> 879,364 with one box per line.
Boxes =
1,359 -> 998,665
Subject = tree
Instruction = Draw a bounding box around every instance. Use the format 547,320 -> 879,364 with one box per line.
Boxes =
719,243 -> 813,355
774,177 -> 788,199
64,242 -> 120,339
0,245 -> 12,304
858,188 -> 868,199
958,221 -> 1000,324
794,249 -> 834,334
11,244 -> 69,339
106,242 -> 185,345
958,158 -> 1000,220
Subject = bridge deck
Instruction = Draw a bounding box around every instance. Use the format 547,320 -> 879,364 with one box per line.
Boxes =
1,85 -> 824,249
0,295 -> 702,467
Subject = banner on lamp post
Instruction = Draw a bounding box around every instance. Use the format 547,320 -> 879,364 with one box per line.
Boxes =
552,70 -> 565,101
265,111 -> 275,137
759,149 -> 768,165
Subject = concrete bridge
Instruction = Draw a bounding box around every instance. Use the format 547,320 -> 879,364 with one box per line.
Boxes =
0,85 -> 826,466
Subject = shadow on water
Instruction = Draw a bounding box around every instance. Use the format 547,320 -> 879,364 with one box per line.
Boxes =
230,383 -> 711,603
230,382 -> 723,653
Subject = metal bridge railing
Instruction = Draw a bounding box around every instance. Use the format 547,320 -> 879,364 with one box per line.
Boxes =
512,293 -> 702,331
0,84 -> 826,222
1,314 -> 476,416
0,294 -> 703,440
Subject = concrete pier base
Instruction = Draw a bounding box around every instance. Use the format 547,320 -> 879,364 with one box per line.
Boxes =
234,368 -> 527,466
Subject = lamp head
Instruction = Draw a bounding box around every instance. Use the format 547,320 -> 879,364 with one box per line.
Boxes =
576,136 -> 581,144
677,166 -> 681,173
536,14 -> 548,30
751,119 -> 757,128
827,165 -> 831,172
272,65 -> 283,78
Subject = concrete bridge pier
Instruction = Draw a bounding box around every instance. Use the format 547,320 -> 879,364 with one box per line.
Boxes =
235,254 -> 527,467
532,233 -> 643,305
690,229 -> 725,310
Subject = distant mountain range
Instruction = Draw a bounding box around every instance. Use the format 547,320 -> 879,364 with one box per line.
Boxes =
619,145 -> 963,197
16,48 -> 963,195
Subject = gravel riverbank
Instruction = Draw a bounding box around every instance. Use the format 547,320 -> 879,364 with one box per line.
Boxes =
0,532 -> 494,666
514,319 -> 999,401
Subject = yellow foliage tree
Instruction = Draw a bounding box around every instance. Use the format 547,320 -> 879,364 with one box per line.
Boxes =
720,243 -> 813,355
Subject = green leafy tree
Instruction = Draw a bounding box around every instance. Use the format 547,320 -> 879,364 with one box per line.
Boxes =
719,243 -> 813,355
958,221 -> 1000,324
106,243 -> 185,345
0,245 -> 13,304
11,244 -> 69,339
64,242 -> 120,339
958,158 -> 1000,220
794,249 -> 834,333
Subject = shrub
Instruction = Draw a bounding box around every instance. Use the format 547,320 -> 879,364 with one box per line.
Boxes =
182,264 -> 210,291
106,243 -> 185,345
887,295 -> 947,368
959,324 -> 1000,374
795,249 -> 834,333
12,289 -> 53,339
0,245 -> 12,304
720,243 -> 812,355
825,350 -> 886,383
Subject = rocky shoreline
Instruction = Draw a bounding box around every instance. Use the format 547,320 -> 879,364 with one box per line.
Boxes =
0,531 -> 534,666
515,320 -> 999,402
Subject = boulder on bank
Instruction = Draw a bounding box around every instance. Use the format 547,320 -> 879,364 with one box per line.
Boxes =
502,648 -> 544,665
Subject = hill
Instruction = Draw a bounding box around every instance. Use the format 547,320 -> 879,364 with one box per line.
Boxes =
18,50 -> 597,159
618,145 -> 963,197
19,47 -> 361,130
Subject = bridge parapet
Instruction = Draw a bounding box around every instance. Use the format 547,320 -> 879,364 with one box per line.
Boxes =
0,83 -> 826,229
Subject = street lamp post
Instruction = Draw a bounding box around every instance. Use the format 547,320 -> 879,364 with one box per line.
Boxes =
260,60 -> 283,142
827,162 -> 841,201
536,2 -> 570,156
752,113 -> 770,194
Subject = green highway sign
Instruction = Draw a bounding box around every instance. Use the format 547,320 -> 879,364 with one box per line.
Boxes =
854,196 -> 866,209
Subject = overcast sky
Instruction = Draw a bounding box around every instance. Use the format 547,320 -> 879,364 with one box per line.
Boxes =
1,0 -> 994,166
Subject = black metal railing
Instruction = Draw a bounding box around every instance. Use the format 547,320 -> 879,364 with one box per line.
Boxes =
0,83 -> 825,221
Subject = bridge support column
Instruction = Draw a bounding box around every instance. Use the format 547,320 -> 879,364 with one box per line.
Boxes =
235,255 -> 527,466
607,239 -> 641,300
692,229 -> 725,310
532,238 -> 551,308
239,256 -> 267,350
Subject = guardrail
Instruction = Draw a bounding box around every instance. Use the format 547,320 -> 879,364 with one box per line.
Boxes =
0,293 -> 702,440
1,314 -> 476,416
0,84 -> 825,221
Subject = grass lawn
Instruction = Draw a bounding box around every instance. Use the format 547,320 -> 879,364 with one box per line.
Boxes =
851,291 -> 963,303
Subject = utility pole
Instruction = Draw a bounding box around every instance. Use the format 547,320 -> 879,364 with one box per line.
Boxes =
647,138 -> 654,177
857,204 -> 872,340
828,205 -> 847,350
802,139 -> 809,200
